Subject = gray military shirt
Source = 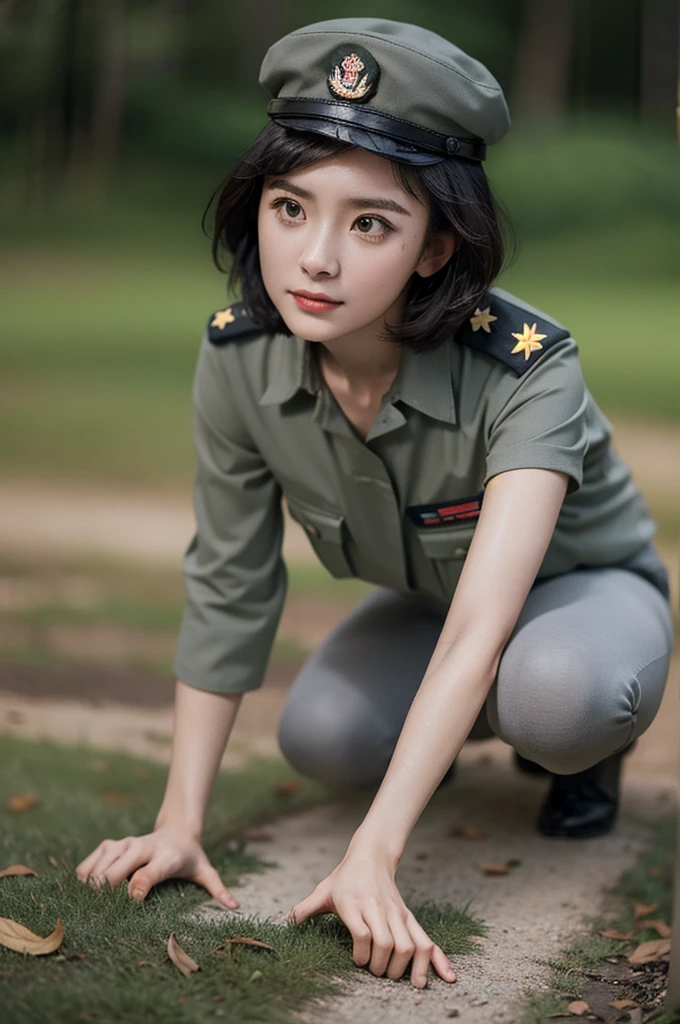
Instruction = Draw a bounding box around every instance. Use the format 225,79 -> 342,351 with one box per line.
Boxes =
173,286 -> 656,694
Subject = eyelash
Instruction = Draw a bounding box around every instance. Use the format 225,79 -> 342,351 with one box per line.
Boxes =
270,197 -> 394,243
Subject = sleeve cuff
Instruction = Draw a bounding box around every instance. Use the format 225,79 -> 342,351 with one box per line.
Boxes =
484,442 -> 582,495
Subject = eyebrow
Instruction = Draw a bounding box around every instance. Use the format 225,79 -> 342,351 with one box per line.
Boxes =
266,178 -> 411,217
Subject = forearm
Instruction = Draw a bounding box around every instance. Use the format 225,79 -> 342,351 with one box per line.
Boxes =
348,632 -> 500,868
154,679 -> 244,838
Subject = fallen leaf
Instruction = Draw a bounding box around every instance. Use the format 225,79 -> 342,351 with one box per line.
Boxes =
209,936 -> 278,956
627,938 -> 671,964
6,794 -> 37,813
567,1001 -> 590,1015
167,932 -> 200,976
136,960 -> 152,967
451,825 -> 488,840
480,862 -> 511,875
56,881 -> 63,894
248,969 -> 263,982
636,918 -> 671,938
0,916 -> 63,955
415,851 -> 430,861
48,855 -> 60,869
633,901 -> 658,919
0,864 -> 38,879
647,865 -> 662,878
100,790 -> 136,806
597,929 -> 634,940
273,780 -> 303,797
244,828 -> 274,842
609,1000 -> 639,1010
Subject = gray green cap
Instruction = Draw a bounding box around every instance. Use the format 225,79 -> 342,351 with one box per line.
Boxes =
259,18 -> 511,165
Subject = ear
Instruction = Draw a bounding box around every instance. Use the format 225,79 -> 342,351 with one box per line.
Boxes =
414,230 -> 456,278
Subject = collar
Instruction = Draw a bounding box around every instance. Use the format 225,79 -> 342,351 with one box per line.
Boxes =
259,333 -> 457,427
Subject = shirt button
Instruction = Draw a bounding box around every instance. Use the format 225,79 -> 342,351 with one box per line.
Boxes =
304,523 -> 320,538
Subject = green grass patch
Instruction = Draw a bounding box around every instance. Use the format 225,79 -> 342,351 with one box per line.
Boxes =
0,735 -> 487,1023
518,815 -> 678,1024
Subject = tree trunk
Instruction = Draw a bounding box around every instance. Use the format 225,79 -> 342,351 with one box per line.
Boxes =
513,0 -> 575,119
90,0 -> 127,189
639,0 -> 680,132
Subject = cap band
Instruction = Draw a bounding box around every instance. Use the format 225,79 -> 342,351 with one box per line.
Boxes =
267,97 -> 487,162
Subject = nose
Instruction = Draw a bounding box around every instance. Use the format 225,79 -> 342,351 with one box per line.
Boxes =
298,224 -> 340,279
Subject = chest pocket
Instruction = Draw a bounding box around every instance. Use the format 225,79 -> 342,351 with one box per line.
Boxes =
415,522 -> 477,595
285,497 -> 355,579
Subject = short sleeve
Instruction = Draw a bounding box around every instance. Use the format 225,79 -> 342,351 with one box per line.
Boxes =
172,334 -> 287,694
483,337 -> 589,495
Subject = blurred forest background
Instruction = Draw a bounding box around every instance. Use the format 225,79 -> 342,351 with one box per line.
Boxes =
0,2 -> 678,719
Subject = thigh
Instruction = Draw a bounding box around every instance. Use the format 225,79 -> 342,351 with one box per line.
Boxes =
485,564 -> 674,773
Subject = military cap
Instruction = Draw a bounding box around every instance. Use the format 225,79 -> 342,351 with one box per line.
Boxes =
259,18 -> 510,165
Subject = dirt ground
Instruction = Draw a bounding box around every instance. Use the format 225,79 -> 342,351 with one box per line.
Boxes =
0,416 -> 678,1022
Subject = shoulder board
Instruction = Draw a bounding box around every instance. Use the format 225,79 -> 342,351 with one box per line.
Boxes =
207,301 -> 262,345
455,290 -> 570,375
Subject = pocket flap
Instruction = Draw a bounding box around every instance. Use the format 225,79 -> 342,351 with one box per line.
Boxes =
285,498 -> 345,544
416,524 -> 476,559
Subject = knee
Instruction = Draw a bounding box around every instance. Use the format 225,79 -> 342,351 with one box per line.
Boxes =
492,645 -> 638,774
278,692 -> 391,789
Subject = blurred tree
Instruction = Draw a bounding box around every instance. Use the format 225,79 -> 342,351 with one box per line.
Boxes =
512,0 -> 575,118
639,0 -> 679,131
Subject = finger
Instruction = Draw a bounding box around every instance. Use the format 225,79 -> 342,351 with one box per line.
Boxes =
431,942 -> 457,983
361,900 -> 394,978
128,861 -> 171,901
339,905 -> 372,967
405,915 -> 436,989
193,862 -> 240,909
87,841 -> 132,888
101,842 -> 149,890
384,907 -> 416,982
288,883 -> 330,924
76,840 -> 122,882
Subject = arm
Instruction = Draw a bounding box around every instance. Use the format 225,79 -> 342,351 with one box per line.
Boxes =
289,466 -> 570,988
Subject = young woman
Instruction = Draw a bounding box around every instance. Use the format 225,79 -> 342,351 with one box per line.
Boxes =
76,18 -> 674,990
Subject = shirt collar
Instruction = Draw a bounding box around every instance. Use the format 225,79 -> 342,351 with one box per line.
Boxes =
259,333 -> 457,427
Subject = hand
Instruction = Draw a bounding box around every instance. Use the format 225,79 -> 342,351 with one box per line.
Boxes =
287,850 -> 457,989
75,824 -> 239,907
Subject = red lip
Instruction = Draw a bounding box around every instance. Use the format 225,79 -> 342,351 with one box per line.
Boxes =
291,290 -> 343,304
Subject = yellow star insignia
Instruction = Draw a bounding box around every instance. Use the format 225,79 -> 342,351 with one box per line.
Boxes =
469,306 -> 497,333
210,307 -> 235,329
510,322 -> 547,361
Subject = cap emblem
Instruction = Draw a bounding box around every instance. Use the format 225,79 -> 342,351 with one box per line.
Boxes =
327,45 -> 379,103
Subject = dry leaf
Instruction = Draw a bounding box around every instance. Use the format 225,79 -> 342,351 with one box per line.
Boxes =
636,918 -> 671,938
609,1000 -> 639,1011
209,936 -> 278,956
0,864 -> 38,879
273,780 -> 303,797
567,1001 -> 590,1016
647,865 -> 662,878
0,916 -> 63,955
627,938 -> 671,964
451,825 -> 488,840
6,794 -> 37,813
100,790 -> 136,806
480,862 -> 510,875
48,855 -> 60,869
167,932 -> 200,976
597,929 -> 634,940
633,901 -> 658,919
244,829 -> 274,842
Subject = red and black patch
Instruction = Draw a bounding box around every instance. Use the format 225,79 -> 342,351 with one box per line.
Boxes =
406,491 -> 484,528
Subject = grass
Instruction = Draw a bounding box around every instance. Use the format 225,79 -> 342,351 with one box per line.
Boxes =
0,735 -> 487,1024
519,814 -> 678,1024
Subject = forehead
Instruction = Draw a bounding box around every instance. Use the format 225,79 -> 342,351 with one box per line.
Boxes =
264,147 -> 415,198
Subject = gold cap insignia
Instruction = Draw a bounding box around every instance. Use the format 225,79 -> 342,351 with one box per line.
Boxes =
510,322 -> 547,361
469,306 -> 497,333
210,307 -> 236,330
327,44 -> 380,103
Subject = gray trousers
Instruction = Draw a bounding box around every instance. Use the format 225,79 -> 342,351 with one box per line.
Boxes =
278,542 -> 674,784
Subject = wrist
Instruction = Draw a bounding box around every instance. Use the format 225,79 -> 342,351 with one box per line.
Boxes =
346,826 -> 403,872
154,805 -> 204,840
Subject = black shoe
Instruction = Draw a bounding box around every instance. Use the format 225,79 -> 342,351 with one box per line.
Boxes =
536,740 -> 637,839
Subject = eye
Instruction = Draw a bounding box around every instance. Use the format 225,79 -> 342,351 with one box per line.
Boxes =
353,215 -> 392,239
272,197 -> 304,222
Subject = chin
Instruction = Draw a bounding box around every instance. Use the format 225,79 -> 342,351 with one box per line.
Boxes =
278,308 -> 354,343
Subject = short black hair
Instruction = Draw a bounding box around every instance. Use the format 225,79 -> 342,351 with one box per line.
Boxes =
206,120 -> 517,353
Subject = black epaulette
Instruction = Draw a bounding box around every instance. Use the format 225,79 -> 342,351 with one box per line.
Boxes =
455,289 -> 571,375
206,300 -> 262,345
